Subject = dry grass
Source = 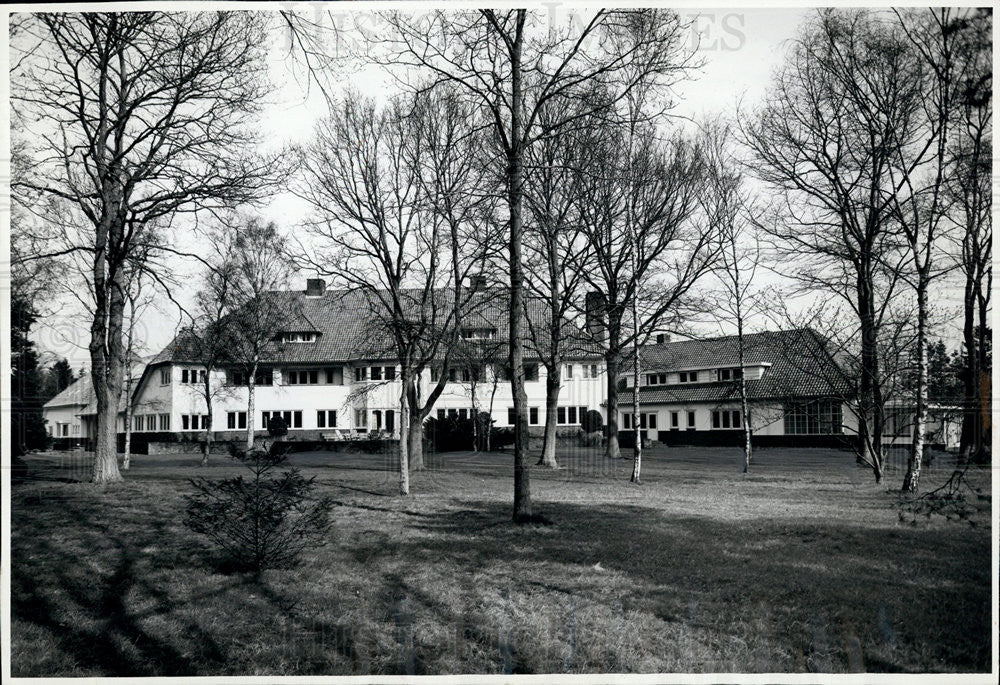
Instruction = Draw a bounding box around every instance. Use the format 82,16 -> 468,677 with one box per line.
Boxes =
10,444 -> 991,676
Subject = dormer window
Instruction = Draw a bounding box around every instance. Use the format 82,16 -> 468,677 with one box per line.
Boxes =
279,332 -> 317,343
645,373 -> 667,386
718,368 -> 743,382
461,327 -> 497,340
678,371 -> 699,383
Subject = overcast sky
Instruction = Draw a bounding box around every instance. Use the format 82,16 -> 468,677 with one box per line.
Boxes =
25,5 -> 969,370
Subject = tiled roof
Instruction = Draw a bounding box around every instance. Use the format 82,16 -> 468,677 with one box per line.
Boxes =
621,328 -> 851,403
153,287 -> 603,366
44,374 -> 93,408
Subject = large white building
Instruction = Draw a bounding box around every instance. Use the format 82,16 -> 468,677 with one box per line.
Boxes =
46,279 -> 909,453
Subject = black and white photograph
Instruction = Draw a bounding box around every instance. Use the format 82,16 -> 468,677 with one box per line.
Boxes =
3,1 -> 995,680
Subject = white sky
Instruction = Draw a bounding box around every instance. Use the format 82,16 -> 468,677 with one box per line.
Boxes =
21,5 -> 971,370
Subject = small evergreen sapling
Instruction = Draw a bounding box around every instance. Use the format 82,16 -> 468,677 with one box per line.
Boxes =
185,443 -> 333,572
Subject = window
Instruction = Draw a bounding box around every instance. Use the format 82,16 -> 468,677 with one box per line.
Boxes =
160,368 -> 171,385
384,366 -> 396,381
134,415 -> 143,431
61,424 -> 68,437
783,401 -> 843,435
201,415 -> 209,430
524,364 -> 539,382
354,367 -> 367,382
354,408 -> 368,430
325,367 -> 344,384
437,409 -> 446,420
317,410 -> 337,428
284,369 -> 319,385
282,332 -> 316,343
461,368 -> 472,382
564,364 -> 574,380
557,406 -> 587,425
182,415 -> 189,431
458,408 -> 468,420
373,410 -> 383,430
646,373 -> 667,386
582,363 -> 599,379
385,410 -> 395,432
371,366 -> 383,381
461,327 -> 497,340
507,407 -> 516,425
227,411 -> 247,430
678,371 -> 700,383
230,369 -> 272,386
623,413 -> 657,429
159,414 -> 170,431
181,369 -> 188,384
711,410 -> 741,430
529,407 -> 539,425
687,411 -> 696,430
886,408 -> 912,437
670,411 -> 679,430
719,368 -> 744,382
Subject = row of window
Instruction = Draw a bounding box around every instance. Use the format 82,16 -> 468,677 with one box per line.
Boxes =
132,414 -> 171,431
643,368 -> 745,387
163,362 -> 605,388
621,403 -> 842,435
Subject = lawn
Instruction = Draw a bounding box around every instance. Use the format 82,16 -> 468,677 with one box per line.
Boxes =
9,444 -> 992,676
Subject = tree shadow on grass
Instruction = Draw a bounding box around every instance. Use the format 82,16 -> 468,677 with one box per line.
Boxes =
376,499 -> 990,673
11,495 -> 241,676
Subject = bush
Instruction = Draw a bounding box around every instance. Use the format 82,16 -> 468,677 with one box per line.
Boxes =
424,412 -> 508,452
580,430 -> 603,447
267,415 -> 288,438
184,442 -> 333,573
581,410 -> 604,434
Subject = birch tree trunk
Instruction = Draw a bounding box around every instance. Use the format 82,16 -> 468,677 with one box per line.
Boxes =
246,369 -> 257,451
903,279 -> 929,491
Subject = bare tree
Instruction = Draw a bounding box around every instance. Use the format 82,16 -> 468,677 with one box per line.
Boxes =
11,12 -> 283,483
941,9 -> 992,465
221,218 -> 294,451
370,7 -> 696,518
185,240 -> 242,466
741,9 -> 924,483
294,89 -> 495,494
522,104 -> 597,469
703,121 -> 768,473
576,121 -> 717,474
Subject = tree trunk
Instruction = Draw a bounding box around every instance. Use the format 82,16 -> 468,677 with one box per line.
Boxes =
959,275 -> 977,462
398,368 -> 410,495
508,13 -> 532,522
903,282 -> 928,492
90,209 -> 125,484
629,298 -> 642,484
974,292 -> 990,463
605,352 -> 620,459
739,364 -> 752,475
857,268 -> 884,481
246,370 -> 257,451
122,387 -> 133,471
537,364 -> 559,468
406,378 -> 425,471
202,372 -> 212,466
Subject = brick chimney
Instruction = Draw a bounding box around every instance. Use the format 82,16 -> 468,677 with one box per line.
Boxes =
305,278 -> 326,297
656,333 -> 671,345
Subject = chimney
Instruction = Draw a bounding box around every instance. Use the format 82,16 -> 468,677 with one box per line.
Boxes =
585,291 -> 607,344
656,333 -> 671,345
468,273 -> 487,291
305,278 -> 326,297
